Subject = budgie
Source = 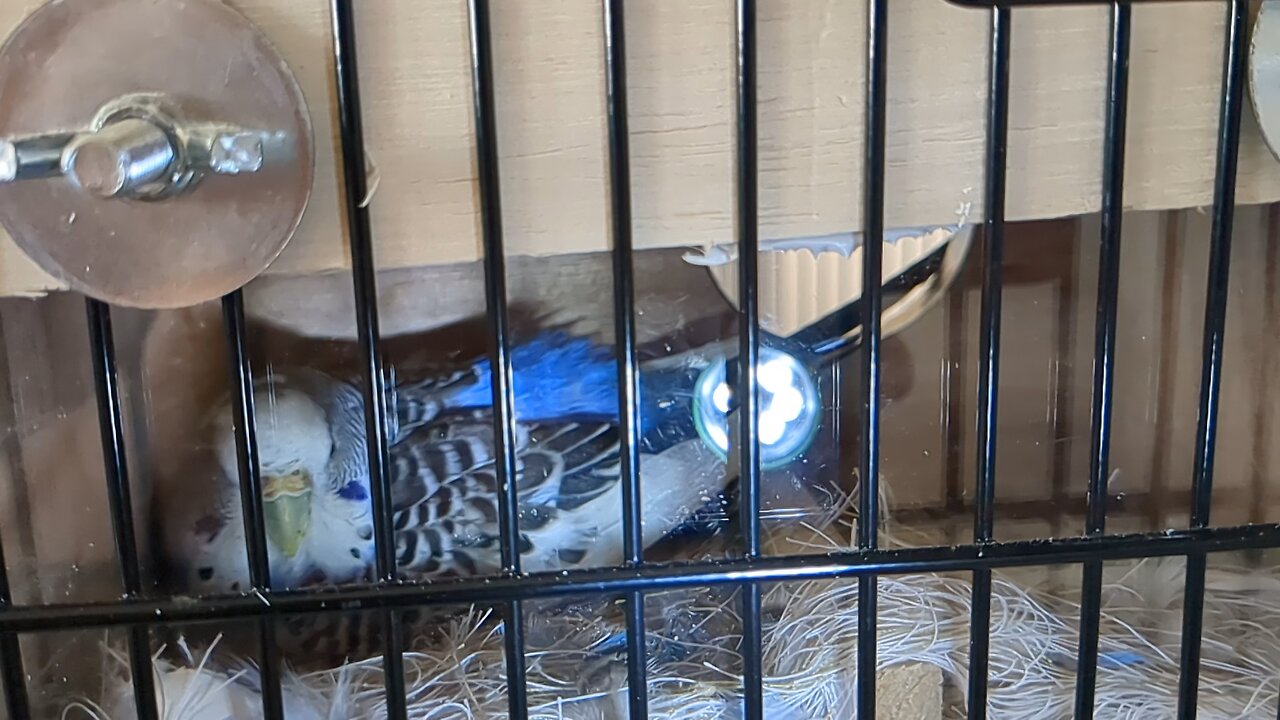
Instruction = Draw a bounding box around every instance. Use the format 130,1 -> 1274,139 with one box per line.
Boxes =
155,330 -> 739,606
385,329 -> 717,451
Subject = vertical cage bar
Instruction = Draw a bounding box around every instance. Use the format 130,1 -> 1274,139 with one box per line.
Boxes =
0,324 -> 29,719
602,1 -> 649,716
734,1 -> 764,717
0,544 -> 29,719
604,0 -> 643,585
0,321 -> 34,720
857,0 -> 888,716
735,0 -> 762,565
466,1 -> 529,717
1075,5 -> 1131,718
220,291 -> 284,720
328,3 -> 409,718
1050,254 -> 1078,539
85,299 -> 157,720
1178,2 -> 1247,717
943,286 -> 966,544
220,293 -> 272,591
966,7 -> 1010,719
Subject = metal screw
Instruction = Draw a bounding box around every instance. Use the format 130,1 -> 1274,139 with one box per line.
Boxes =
0,133 -> 77,184
0,142 -> 14,183
61,118 -> 175,199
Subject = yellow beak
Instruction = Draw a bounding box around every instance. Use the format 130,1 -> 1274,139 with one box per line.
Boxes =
263,471 -> 312,558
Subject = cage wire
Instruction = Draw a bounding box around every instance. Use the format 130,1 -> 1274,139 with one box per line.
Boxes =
50,493 -> 1280,719
0,0 -> 1278,719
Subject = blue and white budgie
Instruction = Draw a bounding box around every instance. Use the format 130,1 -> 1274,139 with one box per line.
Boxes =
157,331 -> 735,606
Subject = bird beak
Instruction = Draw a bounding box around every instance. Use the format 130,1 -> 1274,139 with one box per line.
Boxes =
263,471 -> 312,559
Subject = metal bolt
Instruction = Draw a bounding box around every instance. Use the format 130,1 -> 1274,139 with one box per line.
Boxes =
0,97 -> 269,198
0,133 -> 77,184
209,132 -> 264,175
62,118 -> 175,199
0,142 -> 15,183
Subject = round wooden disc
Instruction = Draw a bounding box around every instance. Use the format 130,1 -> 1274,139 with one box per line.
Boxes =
0,0 -> 313,309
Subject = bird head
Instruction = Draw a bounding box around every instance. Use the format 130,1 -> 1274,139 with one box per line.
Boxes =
198,370 -> 374,592
223,385 -> 330,559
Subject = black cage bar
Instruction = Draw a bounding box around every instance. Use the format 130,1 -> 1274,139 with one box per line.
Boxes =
602,1 -> 650,717
734,1 -> 766,718
1180,2 -> 1249,719
85,300 -> 158,720
965,4 -> 1010,718
0,1 -> 1276,719
858,0 -> 889,717
466,0 -> 532,715
330,1 -> 410,717
0,534 -> 24,720
220,291 -> 286,720
1075,4 -> 1130,717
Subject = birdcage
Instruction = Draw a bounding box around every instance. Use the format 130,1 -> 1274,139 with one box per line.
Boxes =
0,0 -> 1277,718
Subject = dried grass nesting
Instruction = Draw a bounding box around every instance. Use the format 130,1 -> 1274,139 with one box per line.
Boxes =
59,503 -> 1280,719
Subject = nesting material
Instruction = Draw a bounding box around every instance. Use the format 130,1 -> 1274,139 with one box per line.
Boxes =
62,606 -> 940,720
61,638 -> 332,720
54,477 -> 1280,720
58,541 -> 1280,720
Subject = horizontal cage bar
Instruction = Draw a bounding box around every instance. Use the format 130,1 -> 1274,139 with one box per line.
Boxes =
0,524 -> 1275,634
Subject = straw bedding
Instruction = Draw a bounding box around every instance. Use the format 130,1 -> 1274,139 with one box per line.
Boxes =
58,505 -> 1280,719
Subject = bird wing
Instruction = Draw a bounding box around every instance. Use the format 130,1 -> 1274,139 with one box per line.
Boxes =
387,365 -> 480,441
273,414 -> 627,666
386,329 -> 595,441
387,411 -> 623,580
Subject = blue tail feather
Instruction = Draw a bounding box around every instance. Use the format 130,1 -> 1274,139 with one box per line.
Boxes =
440,329 -> 708,443
443,329 -> 622,419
